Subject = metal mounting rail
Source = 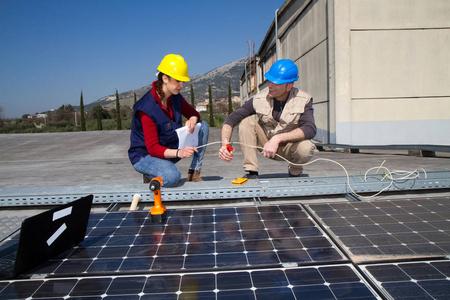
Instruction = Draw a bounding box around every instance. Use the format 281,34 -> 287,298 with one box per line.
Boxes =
261,171 -> 450,198
0,171 -> 449,207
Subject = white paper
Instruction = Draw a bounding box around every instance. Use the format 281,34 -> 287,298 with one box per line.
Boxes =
176,123 -> 201,148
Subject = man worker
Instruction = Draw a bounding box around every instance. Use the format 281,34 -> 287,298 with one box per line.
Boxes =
218,59 -> 316,178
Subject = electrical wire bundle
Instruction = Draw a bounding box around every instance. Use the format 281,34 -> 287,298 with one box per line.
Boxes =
197,141 -> 427,199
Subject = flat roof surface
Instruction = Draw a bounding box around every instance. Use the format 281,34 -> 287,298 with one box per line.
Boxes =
1,129 -> 450,299
1,129 -> 449,189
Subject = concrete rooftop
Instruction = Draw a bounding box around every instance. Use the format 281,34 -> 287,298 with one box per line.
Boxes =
1,129 -> 450,299
1,128 -> 449,190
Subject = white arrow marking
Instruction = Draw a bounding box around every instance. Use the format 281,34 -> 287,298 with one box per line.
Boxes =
47,223 -> 67,246
53,206 -> 72,221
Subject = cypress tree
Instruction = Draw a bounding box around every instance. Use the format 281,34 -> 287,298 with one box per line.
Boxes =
80,91 -> 86,131
95,105 -> 103,130
208,84 -> 215,127
132,92 -> 137,118
115,89 -> 122,130
227,80 -> 233,115
190,85 -> 195,107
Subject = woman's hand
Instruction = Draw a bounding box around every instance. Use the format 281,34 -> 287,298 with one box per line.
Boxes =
178,146 -> 196,158
185,116 -> 198,134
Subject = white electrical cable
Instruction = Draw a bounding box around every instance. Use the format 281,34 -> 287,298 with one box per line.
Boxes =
196,141 -> 427,200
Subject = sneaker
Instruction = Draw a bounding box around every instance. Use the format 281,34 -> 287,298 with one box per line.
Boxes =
288,165 -> 303,177
187,169 -> 202,182
243,170 -> 259,179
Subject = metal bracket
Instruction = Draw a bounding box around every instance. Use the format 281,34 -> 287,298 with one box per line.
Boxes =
1,171 -> 450,207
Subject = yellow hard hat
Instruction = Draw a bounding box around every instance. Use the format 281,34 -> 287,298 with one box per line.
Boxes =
157,54 -> 190,82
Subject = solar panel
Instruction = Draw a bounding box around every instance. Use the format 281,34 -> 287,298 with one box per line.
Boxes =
361,259 -> 450,300
0,264 -> 379,299
25,205 -> 345,277
4,198 -> 449,299
306,197 -> 450,262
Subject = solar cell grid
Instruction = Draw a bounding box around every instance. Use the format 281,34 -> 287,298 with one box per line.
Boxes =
307,197 -> 450,261
362,260 -> 450,300
0,282 -> 8,293
0,264 -> 379,299
24,204 -> 345,277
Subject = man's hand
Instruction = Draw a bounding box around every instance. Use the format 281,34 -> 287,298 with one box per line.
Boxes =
178,146 -> 196,158
219,144 -> 233,161
185,116 -> 198,134
219,124 -> 234,161
262,137 -> 280,158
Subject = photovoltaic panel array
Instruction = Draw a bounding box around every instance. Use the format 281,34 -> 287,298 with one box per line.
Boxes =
27,205 -> 346,277
361,259 -> 450,300
0,264 -> 380,300
4,196 -> 450,299
306,197 -> 450,262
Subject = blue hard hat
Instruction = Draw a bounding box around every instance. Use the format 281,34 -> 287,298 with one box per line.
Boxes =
264,59 -> 299,84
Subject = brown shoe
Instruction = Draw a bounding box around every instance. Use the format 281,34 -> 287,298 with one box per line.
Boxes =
187,169 -> 202,182
143,174 -> 151,183
288,165 -> 303,177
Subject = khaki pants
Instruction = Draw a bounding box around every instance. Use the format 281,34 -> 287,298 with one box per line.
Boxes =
238,115 -> 316,172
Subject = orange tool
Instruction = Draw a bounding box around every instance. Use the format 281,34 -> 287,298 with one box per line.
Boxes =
232,177 -> 248,184
149,176 -> 167,223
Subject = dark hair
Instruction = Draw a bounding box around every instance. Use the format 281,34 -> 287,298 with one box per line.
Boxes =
155,72 -> 165,100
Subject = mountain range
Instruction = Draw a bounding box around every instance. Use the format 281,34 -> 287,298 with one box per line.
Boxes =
86,58 -> 246,111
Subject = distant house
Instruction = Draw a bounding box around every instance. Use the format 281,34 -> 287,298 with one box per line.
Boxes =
35,113 -> 47,119
196,101 -> 208,112
25,113 -> 47,119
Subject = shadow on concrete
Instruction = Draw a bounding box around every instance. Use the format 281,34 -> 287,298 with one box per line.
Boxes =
255,173 -> 310,179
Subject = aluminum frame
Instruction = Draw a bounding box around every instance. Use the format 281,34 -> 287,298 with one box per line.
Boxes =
0,171 -> 449,207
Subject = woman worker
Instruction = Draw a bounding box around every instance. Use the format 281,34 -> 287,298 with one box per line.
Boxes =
128,54 -> 209,187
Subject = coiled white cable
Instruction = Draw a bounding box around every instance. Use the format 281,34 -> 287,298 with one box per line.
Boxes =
196,141 -> 427,200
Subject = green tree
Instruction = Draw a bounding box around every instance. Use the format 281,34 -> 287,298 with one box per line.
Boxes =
49,104 -> 75,124
208,84 -> 215,127
131,92 -> 137,119
190,85 -> 195,107
0,106 -> 3,127
227,80 -> 233,115
56,104 -> 75,112
115,89 -> 122,130
79,91 -> 86,131
92,105 -> 103,130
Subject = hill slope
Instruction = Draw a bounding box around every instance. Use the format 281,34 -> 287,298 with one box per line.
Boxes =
86,58 -> 245,111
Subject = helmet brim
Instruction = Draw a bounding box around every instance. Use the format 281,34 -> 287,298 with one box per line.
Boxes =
156,70 -> 190,82
264,72 -> 297,85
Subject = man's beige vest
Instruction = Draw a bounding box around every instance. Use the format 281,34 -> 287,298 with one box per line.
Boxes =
253,87 -> 311,138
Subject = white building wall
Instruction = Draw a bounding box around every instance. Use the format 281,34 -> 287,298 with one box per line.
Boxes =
280,0 -> 330,143
254,0 -> 450,146
334,0 -> 450,145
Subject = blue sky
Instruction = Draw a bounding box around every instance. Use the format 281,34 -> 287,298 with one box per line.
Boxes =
0,0 -> 284,118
